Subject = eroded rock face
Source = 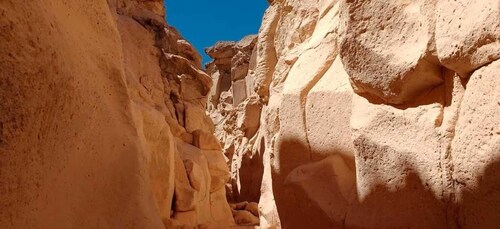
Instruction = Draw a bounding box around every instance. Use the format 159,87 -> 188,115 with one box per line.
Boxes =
205,36 -> 262,205
208,0 -> 500,228
0,0 -> 234,228
339,0 -> 443,104
451,60 -> 500,228
435,0 -> 500,77
1,0 -> 498,228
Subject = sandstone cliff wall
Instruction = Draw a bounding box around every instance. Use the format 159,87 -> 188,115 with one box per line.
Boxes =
207,0 -> 499,228
0,0 -> 237,228
1,0 -> 498,228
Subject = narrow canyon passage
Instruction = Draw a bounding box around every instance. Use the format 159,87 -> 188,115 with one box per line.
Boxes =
0,0 -> 499,229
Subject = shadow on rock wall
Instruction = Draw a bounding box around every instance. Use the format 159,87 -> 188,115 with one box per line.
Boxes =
456,151 -> 500,228
238,149 -> 264,203
271,139 -> 500,229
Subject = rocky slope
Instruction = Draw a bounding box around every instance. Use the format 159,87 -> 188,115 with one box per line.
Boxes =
0,0 -> 247,228
207,0 -> 500,228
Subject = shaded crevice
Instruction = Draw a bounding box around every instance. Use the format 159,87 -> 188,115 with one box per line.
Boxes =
301,56 -> 336,161
438,69 -> 468,229
446,83 -> 467,229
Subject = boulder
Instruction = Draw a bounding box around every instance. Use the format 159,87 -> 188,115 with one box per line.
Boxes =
233,210 -> 260,226
339,0 -> 443,104
244,202 -> 260,217
205,41 -> 237,59
451,60 -> 500,228
435,0 -> 500,76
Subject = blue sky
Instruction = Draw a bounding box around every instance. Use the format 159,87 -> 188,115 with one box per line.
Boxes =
165,1 -> 269,65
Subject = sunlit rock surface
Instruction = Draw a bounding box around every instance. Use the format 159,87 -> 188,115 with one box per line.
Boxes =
207,0 -> 500,228
1,0 -> 498,228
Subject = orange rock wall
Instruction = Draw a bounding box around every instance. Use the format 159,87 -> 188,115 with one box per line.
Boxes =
0,0 -> 234,228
